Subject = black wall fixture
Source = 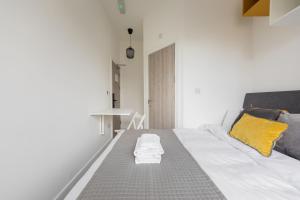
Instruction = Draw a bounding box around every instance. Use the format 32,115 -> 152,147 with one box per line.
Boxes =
126,28 -> 135,59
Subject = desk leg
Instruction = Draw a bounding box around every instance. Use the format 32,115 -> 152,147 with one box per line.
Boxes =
99,116 -> 105,135
96,115 -> 113,137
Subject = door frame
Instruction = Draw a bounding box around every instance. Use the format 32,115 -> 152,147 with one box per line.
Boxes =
110,61 -> 122,137
109,59 -> 121,107
144,41 -> 183,129
111,60 -> 121,109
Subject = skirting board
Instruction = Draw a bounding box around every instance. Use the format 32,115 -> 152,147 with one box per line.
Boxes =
54,138 -> 112,200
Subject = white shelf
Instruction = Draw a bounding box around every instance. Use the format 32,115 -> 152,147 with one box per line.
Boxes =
90,109 -> 132,135
90,109 -> 132,116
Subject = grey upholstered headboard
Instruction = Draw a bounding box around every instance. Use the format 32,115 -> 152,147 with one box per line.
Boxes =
243,90 -> 300,114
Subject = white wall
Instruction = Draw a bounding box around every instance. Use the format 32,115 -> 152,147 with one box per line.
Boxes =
251,18 -> 300,91
143,0 -> 185,128
143,0 -> 253,128
0,1 -> 119,199
119,40 -> 144,127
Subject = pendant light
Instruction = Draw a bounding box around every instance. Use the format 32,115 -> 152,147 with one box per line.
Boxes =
126,28 -> 135,59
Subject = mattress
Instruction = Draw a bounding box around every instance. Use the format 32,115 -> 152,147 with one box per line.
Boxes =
66,126 -> 300,200
77,129 -> 226,200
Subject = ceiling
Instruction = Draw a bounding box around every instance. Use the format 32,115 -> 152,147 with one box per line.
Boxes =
100,0 -> 159,41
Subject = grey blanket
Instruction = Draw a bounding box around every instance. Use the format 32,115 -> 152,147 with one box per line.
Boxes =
78,129 -> 226,200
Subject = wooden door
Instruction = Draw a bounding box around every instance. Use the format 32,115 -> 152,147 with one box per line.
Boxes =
112,61 -> 121,135
149,44 -> 175,129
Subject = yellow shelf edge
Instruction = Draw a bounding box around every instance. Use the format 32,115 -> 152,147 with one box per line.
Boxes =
243,0 -> 270,17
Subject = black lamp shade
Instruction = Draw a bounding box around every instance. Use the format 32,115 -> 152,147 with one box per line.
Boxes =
126,47 -> 135,59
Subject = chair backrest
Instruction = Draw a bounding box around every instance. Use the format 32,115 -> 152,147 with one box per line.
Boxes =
136,113 -> 146,129
126,112 -> 145,130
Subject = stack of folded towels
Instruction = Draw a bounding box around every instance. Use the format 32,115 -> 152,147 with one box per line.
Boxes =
134,134 -> 164,164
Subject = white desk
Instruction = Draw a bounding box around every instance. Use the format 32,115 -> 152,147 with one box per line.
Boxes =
90,109 -> 132,135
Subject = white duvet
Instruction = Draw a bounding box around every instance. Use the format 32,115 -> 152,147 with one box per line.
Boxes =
174,126 -> 300,200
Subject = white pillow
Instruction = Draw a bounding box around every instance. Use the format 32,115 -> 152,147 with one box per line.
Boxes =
203,124 -> 228,141
222,109 -> 242,132
203,124 -> 265,157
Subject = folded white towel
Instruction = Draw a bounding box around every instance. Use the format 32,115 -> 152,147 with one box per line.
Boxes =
135,153 -> 161,159
134,134 -> 164,164
134,137 -> 164,157
138,134 -> 163,152
139,134 -> 160,147
135,156 -> 161,164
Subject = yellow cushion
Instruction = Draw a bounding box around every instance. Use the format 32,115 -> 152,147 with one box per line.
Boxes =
229,113 -> 288,157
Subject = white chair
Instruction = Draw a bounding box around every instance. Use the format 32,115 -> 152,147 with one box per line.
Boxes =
114,112 -> 146,134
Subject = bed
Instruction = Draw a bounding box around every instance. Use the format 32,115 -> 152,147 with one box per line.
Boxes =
64,91 -> 300,200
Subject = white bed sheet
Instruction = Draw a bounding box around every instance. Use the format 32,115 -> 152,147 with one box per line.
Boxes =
174,126 -> 300,200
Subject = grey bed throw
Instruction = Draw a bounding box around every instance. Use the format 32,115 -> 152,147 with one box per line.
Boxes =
78,129 -> 226,200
